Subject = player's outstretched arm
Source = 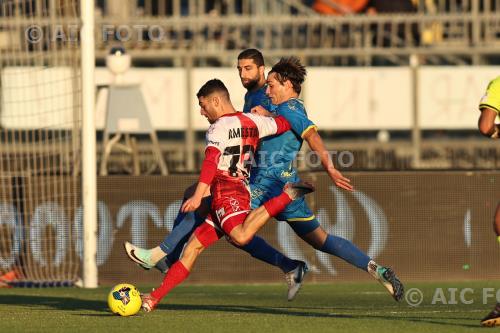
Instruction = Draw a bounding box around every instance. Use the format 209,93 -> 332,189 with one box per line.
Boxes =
303,128 -> 354,192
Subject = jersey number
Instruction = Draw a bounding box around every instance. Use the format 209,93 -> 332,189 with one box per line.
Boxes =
223,145 -> 255,177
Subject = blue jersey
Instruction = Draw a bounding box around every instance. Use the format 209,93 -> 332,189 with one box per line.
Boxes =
254,98 -> 316,169
243,85 -> 273,113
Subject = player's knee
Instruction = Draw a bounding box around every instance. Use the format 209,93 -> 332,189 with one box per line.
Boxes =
230,232 -> 252,247
182,241 -> 205,260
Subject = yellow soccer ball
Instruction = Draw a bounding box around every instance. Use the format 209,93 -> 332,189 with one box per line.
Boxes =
108,283 -> 142,316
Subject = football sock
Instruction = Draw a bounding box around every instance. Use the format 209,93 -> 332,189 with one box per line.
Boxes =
367,260 -> 380,278
151,261 -> 190,300
264,192 -> 292,217
238,235 -> 298,273
320,234 -> 371,271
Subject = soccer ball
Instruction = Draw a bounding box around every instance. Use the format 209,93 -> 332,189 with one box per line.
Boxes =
107,283 -> 142,316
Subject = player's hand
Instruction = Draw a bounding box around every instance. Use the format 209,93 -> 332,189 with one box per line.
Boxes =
251,105 -> 272,117
181,196 -> 202,212
328,168 -> 353,191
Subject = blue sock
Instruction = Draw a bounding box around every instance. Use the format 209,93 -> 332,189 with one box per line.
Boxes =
320,234 -> 370,271
159,211 -> 199,254
237,236 -> 298,273
155,199 -> 208,272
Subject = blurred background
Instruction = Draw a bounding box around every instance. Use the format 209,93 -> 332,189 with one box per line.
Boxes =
0,0 -> 499,286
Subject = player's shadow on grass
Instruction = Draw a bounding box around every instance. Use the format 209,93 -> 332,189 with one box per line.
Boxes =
162,303 -> 354,319
162,303 -> 479,328
0,295 -> 482,327
0,294 -> 109,313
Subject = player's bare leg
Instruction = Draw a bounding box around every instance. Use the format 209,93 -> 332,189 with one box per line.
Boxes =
229,181 -> 314,246
141,233 -> 211,312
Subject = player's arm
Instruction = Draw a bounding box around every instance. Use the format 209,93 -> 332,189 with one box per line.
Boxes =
251,105 -> 274,117
478,107 -> 500,139
478,78 -> 500,139
278,103 -> 353,191
303,128 -> 353,192
244,113 -> 291,138
182,125 -> 222,212
181,147 -> 220,212
273,115 -> 291,135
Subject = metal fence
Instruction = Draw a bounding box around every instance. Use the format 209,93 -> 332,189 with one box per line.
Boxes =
2,1 -> 500,66
89,0 -> 500,66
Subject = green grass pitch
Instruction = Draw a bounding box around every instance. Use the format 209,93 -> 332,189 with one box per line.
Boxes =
0,281 -> 497,332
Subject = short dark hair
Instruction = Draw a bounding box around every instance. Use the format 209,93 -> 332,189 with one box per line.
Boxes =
237,48 -> 265,67
196,79 -> 230,100
269,57 -> 306,94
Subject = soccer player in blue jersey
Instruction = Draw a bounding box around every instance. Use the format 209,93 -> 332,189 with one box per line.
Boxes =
246,54 -> 404,301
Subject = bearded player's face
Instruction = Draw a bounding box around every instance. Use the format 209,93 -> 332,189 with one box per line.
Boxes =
237,58 -> 262,90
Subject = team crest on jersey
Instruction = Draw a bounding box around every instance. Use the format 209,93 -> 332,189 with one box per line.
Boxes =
229,197 -> 240,212
287,99 -> 304,112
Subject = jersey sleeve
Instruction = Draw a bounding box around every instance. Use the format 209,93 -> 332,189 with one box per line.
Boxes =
479,77 -> 500,115
199,146 -> 221,185
242,113 -> 281,138
278,100 -> 317,138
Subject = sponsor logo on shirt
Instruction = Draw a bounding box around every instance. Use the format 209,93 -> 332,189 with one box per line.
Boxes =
251,188 -> 264,200
280,170 -> 294,178
207,140 -> 219,146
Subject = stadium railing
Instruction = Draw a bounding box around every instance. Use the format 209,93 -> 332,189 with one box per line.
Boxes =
89,0 -> 500,66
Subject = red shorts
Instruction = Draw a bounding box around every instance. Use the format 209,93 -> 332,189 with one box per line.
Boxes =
194,177 -> 250,247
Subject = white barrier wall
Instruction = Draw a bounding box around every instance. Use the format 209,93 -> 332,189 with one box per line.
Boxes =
94,68 -> 188,130
2,66 -> 500,130
418,67 -> 500,129
306,67 -> 413,130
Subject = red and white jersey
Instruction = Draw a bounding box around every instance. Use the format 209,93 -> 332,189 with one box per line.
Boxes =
206,112 -> 288,180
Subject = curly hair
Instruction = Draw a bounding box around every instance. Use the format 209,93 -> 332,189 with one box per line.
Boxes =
269,57 -> 307,94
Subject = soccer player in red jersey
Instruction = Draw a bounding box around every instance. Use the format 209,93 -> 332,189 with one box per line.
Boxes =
140,79 -> 314,312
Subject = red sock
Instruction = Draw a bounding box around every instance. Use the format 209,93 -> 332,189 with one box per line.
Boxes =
263,192 -> 292,217
151,261 -> 190,300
